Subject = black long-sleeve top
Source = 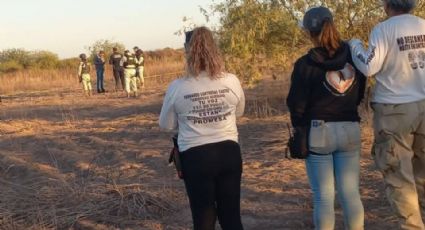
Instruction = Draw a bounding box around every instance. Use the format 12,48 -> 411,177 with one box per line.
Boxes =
286,42 -> 366,127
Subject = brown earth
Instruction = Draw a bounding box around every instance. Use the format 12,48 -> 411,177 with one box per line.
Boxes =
0,77 -> 398,230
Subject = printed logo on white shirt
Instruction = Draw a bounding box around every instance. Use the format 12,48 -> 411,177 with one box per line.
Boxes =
398,34 -> 425,70
184,89 -> 233,125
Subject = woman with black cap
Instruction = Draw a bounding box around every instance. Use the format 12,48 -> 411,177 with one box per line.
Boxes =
159,27 -> 245,230
287,7 -> 366,230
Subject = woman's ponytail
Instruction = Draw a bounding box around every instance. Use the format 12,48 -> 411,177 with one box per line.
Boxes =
317,19 -> 342,57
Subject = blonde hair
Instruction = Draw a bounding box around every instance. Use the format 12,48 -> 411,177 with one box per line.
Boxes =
186,27 -> 224,79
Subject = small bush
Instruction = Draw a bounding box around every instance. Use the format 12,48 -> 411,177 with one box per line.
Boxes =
0,60 -> 24,73
30,51 -> 60,69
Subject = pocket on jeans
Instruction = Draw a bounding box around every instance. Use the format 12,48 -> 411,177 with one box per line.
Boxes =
309,120 -> 327,148
309,120 -> 332,154
372,138 -> 399,172
344,122 -> 361,150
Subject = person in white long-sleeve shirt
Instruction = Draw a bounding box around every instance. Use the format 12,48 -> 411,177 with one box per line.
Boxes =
159,72 -> 245,151
134,49 -> 145,89
159,27 -> 245,230
349,0 -> 425,229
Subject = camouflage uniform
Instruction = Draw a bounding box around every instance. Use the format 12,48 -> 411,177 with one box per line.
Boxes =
78,61 -> 92,95
121,52 -> 138,97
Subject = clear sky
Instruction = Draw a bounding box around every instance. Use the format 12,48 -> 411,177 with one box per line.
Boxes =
0,0 -> 219,58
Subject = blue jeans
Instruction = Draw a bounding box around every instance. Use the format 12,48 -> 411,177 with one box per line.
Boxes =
306,121 -> 364,230
96,69 -> 104,91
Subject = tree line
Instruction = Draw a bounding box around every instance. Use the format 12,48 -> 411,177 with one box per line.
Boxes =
0,40 -> 184,74
208,0 -> 425,84
0,49 -> 77,73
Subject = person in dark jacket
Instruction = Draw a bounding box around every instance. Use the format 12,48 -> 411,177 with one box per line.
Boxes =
109,47 -> 125,91
286,7 -> 366,230
94,50 -> 106,93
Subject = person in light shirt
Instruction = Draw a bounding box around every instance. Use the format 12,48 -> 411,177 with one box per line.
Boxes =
159,27 -> 245,230
77,53 -> 92,97
134,49 -> 145,89
349,0 -> 425,229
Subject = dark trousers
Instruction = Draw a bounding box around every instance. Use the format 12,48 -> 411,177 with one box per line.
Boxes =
113,68 -> 125,90
181,140 -> 244,230
96,69 -> 105,92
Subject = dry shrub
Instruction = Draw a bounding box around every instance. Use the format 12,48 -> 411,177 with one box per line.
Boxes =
144,60 -> 185,77
0,165 -> 175,229
144,60 -> 186,89
0,68 -> 77,95
245,97 -> 280,118
244,73 -> 291,118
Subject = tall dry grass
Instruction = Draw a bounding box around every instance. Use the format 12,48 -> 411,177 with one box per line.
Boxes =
0,69 -> 77,95
0,59 -> 185,95
244,74 -> 291,118
0,152 -> 177,229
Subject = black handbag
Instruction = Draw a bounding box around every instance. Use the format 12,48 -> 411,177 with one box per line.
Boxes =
287,126 -> 310,159
168,135 -> 183,179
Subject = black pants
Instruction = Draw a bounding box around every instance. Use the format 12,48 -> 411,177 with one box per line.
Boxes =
181,140 -> 244,230
112,68 -> 125,90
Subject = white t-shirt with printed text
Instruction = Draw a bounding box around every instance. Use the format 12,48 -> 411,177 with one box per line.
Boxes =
350,14 -> 425,104
159,72 -> 245,152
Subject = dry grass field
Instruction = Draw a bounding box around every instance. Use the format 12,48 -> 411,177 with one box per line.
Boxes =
0,67 -> 399,229
0,60 -> 184,95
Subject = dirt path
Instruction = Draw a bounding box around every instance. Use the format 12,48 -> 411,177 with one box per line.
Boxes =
0,84 -> 398,229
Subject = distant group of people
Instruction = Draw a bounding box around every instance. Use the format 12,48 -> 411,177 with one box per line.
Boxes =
159,0 -> 425,230
77,46 -> 145,98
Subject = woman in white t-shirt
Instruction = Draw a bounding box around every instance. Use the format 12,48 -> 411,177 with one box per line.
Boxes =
159,27 -> 245,230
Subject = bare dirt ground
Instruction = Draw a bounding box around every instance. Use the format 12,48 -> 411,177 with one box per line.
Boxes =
0,77 -> 399,229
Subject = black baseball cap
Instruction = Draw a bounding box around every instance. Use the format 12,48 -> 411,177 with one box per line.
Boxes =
301,6 -> 333,32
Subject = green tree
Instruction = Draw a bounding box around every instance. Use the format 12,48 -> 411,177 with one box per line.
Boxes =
57,58 -> 80,70
0,49 -> 61,73
209,0 -> 425,84
86,39 -> 125,60
280,0 -> 384,41
212,0 -> 304,84
0,49 -> 32,68
30,51 -> 60,69
0,60 -> 24,73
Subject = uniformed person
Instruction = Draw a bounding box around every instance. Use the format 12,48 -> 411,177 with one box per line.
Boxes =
120,50 -> 138,98
78,53 -> 92,96
133,46 -> 139,54
135,49 -> 145,89
109,47 -> 125,91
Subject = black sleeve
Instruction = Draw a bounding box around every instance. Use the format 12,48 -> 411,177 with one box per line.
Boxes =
355,68 -> 367,105
94,57 -> 100,66
286,59 -> 311,127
